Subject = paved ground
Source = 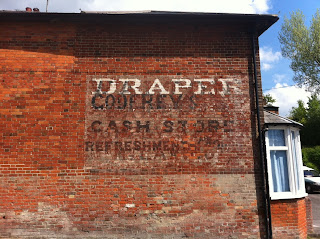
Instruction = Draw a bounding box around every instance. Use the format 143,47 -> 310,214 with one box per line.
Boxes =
309,193 -> 320,235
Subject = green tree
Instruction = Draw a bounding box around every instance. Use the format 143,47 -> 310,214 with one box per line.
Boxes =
289,100 -> 307,125
290,94 -> 320,146
279,10 -> 320,91
304,95 -> 320,146
302,146 -> 320,172
263,93 -> 276,106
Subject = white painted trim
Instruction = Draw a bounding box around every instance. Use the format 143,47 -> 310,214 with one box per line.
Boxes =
265,126 -> 306,200
270,193 -> 308,200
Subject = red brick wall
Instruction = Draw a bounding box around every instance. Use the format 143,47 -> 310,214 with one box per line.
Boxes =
0,19 -> 266,238
271,198 -> 309,239
306,197 -> 314,234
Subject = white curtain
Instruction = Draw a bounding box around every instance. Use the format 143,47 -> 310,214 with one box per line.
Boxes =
268,130 -> 285,146
291,131 -> 300,191
270,150 -> 290,192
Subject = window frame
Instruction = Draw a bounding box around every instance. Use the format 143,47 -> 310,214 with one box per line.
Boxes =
265,126 -> 307,200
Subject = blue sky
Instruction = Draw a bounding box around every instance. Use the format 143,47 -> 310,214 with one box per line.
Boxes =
259,0 -> 318,115
0,0 -> 318,115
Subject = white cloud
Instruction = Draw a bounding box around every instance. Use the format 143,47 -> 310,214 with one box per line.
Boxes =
0,0 -> 271,14
273,74 -> 288,84
262,63 -> 272,71
260,47 -> 281,62
251,0 -> 270,13
84,0 -> 271,14
260,46 -> 282,71
265,83 -> 311,117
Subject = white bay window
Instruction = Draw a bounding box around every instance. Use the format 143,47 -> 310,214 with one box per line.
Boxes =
265,127 -> 306,200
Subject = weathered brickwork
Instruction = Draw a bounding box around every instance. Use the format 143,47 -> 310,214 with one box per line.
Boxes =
306,197 -> 313,234
271,198 -> 309,239
0,13 -> 306,238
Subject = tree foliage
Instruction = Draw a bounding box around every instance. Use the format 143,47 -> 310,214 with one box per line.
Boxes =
263,93 -> 276,106
289,100 -> 307,125
302,146 -> 320,172
289,94 -> 320,146
279,10 -> 320,91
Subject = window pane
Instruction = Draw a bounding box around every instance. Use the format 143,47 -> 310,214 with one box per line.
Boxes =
268,130 -> 286,146
291,131 -> 300,190
270,150 -> 290,192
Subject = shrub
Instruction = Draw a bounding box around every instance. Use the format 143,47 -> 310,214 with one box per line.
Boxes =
302,146 -> 320,172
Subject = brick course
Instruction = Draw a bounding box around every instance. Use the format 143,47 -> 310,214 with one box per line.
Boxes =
271,198 -> 309,238
306,197 -> 313,234
0,14 -> 307,238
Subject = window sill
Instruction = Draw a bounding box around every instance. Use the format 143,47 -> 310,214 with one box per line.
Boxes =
270,193 -> 308,200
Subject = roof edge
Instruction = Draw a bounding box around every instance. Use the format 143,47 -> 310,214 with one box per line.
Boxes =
264,110 -> 303,128
0,10 -> 278,36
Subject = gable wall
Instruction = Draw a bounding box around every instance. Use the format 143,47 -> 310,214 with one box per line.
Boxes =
0,20 -> 267,238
